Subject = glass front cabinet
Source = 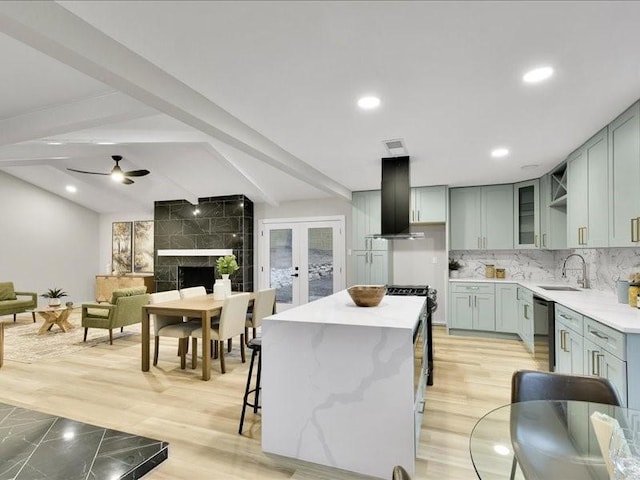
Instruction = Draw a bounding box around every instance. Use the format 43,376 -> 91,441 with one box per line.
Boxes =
513,179 -> 540,249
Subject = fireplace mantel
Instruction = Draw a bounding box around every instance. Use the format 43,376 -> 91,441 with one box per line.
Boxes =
157,249 -> 233,257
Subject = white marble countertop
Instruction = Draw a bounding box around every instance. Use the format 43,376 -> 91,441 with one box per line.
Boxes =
449,278 -> 640,334
266,289 -> 425,330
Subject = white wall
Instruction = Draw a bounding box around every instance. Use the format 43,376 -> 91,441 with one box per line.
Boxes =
0,171 -> 99,307
392,225 -> 447,324
98,210 -> 153,275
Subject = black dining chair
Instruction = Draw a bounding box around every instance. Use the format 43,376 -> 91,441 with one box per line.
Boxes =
509,369 -> 622,480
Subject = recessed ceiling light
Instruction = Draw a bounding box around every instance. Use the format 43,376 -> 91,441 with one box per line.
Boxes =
47,141 -> 63,145
96,142 -> 116,145
523,66 -> 554,84
357,96 -> 381,110
491,147 -> 510,158
65,185 -> 77,193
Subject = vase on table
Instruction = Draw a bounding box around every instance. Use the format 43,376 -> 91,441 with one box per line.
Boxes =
213,280 -> 227,300
221,274 -> 232,296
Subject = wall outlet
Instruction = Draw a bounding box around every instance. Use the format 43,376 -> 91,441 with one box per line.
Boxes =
432,257 -> 438,264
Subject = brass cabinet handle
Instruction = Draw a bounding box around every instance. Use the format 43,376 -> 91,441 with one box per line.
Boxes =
591,350 -> 602,376
483,237 -> 487,249
543,233 -> 547,248
589,329 -> 609,341
563,330 -> 570,352
478,237 -> 481,248
418,210 -> 421,222
559,329 -> 565,351
637,217 -> 640,243
632,218 -> 638,243
468,296 -> 472,308
534,234 -> 538,247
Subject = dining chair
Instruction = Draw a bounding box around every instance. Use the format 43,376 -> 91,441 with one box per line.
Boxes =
149,290 -> 198,369
509,369 -> 622,480
191,293 -> 250,374
245,288 -> 276,344
179,286 -> 207,299
391,465 -> 412,479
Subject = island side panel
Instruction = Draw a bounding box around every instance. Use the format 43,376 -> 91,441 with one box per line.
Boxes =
262,319 -> 415,479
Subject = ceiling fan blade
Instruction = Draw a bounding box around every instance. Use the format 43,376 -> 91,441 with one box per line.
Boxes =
122,178 -> 135,185
123,169 -> 150,177
67,168 -> 110,176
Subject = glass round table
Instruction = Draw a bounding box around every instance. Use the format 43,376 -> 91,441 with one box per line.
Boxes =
469,400 -> 640,480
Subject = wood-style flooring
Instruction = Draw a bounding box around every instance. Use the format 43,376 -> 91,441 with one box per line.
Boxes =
0,313 -> 546,479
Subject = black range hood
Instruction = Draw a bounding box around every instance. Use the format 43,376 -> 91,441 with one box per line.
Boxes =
370,156 -> 424,240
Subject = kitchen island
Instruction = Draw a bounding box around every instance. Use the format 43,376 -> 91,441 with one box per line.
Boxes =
262,289 -> 426,479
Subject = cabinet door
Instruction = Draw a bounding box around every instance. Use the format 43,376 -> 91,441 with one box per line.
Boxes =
584,338 -> 627,406
411,186 -> 446,223
473,294 -> 496,331
495,284 -> 518,333
367,190 -> 388,250
450,293 -> 473,329
586,128 -> 609,247
539,174 -> 550,249
483,184 -> 514,250
513,179 -> 540,249
608,101 -> 640,247
521,300 -> 535,353
555,323 -> 570,373
352,192 -> 369,250
565,327 -> 584,375
369,250 -> 389,285
567,148 -> 588,248
449,187 -> 482,250
352,250 -> 369,285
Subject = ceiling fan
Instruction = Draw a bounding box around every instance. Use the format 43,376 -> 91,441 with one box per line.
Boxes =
67,155 -> 150,185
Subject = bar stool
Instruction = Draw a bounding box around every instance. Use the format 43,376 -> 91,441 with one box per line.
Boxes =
239,337 -> 262,434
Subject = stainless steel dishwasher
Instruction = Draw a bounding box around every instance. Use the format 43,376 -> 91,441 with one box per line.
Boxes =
533,296 -> 555,371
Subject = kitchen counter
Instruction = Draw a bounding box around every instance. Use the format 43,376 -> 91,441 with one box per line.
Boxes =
262,290 -> 424,479
449,278 -> 640,333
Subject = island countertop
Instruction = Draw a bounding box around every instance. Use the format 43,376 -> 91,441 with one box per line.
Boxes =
266,289 -> 425,329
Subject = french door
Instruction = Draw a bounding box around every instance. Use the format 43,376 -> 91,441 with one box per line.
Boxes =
259,217 -> 345,310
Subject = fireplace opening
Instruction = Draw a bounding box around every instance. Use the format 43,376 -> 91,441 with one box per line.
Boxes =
177,266 -> 216,293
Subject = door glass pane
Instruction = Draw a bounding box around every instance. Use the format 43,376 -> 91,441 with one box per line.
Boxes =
308,227 -> 333,302
270,229 -> 293,304
518,185 -> 535,245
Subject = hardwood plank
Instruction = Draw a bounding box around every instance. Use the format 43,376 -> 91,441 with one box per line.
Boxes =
0,315 -> 544,479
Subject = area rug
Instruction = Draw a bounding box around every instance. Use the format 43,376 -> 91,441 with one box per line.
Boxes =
1,311 -> 142,363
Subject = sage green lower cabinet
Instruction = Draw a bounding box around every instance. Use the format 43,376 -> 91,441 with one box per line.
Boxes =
495,284 -> 518,333
554,304 -> 628,406
517,287 -> 534,352
449,282 -> 495,331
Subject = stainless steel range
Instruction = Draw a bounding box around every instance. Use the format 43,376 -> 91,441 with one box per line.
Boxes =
386,285 -> 437,386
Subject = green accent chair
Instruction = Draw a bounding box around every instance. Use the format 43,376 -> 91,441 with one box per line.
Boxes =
0,282 -> 37,322
81,286 -> 150,345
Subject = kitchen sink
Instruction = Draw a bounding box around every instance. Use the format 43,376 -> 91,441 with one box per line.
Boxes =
537,285 -> 581,292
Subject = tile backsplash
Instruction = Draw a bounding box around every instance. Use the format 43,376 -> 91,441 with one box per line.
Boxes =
450,248 -> 640,294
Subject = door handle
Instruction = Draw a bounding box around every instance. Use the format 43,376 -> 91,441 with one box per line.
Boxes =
474,296 -> 477,307
559,329 -> 565,351
291,273 -> 299,277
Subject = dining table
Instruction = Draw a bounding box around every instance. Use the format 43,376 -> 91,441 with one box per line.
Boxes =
469,400 -> 640,480
141,292 -> 255,380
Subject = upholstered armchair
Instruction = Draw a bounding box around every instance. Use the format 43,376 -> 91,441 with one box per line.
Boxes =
81,287 -> 150,344
0,282 -> 37,322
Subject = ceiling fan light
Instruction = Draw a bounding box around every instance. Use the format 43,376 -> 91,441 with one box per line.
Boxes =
111,171 -> 125,182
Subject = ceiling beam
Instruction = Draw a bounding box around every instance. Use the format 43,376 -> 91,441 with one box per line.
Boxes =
0,1 -> 352,201
0,91 -> 157,146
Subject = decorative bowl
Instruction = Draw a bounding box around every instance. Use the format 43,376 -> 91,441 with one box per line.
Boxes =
347,285 -> 386,307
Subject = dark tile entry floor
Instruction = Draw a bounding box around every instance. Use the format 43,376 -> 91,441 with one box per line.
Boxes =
0,402 -> 168,480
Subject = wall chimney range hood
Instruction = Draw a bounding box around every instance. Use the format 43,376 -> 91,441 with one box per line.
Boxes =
369,156 -> 424,240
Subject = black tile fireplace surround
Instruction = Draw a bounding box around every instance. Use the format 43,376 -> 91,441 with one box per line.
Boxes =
178,265 -> 217,293
154,195 -> 254,294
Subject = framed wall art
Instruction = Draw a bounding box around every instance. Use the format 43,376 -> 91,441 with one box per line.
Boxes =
112,221 -> 132,274
133,220 -> 154,273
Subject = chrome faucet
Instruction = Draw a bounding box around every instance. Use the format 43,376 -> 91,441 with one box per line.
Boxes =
561,253 -> 588,289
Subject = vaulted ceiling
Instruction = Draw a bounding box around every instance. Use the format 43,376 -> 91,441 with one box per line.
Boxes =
1,1 -> 639,213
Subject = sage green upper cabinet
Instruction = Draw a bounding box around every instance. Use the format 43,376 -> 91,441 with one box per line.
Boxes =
608,101 -> 640,247
567,129 -> 609,248
513,180 -> 540,249
410,186 -> 446,223
352,190 -> 388,251
449,185 -> 513,250
539,170 -> 567,249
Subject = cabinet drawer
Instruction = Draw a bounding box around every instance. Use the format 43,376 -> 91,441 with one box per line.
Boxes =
584,317 -> 626,360
555,304 -> 583,335
450,282 -> 495,295
517,287 -> 533,303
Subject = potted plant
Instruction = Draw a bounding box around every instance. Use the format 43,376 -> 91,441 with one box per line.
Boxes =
449,259 -> 462,278
41,287 -> 68,307
216,254 -> 239,277
216,255 -> 239,297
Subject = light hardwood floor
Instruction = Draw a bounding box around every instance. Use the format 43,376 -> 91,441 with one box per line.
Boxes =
0,314 -> 545,479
